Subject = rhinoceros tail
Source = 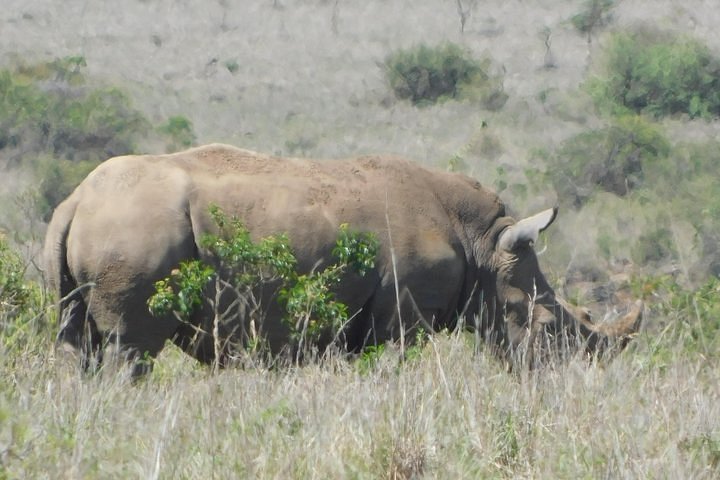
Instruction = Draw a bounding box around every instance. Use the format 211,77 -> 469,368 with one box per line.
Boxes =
43,197 -> 75,302
43,195 -> 100,365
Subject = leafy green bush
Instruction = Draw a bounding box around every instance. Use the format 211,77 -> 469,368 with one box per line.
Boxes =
224,59 -> 239,74
158,115 -> 196,152
543,115 -> 670,207
48,87 -> 149,160
0,57 -> 200,218
15,55 -> 87,85
561,138 -> 720,278
631,223 -> 677,266
33,157 -> 99,221
148,206 -> 379,356
0,56 -> 89,153
0,58 -> 149,164
654,140 -> 720,277
632,275 -> 720,364
384,43 -> 506,108
588,28 -> 720,118
570,0 -> 614,37
0,236 -> 30,317
0,236 -> 48,352
356,344 -> 386,375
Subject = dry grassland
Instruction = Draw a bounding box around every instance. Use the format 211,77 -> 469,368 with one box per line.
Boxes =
1,1 -> 720,478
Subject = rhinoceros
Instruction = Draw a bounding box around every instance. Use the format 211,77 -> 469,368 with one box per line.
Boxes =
44,144 -> 641,375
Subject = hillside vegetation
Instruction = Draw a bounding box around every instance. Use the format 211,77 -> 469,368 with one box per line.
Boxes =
1,0 -> 720,477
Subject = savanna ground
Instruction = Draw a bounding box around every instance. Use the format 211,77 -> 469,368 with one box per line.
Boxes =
2,0 -> 720,477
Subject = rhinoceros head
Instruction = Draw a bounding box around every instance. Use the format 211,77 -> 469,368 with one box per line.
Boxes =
483,207 -> 641,364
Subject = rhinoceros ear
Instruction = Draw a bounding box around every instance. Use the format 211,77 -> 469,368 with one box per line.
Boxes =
498,207 -> 558,252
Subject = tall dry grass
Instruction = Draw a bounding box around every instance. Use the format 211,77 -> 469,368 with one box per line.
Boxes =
1,320 -> 718,479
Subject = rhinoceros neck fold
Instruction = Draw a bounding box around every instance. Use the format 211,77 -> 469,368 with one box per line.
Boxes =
426,172 -> 507,265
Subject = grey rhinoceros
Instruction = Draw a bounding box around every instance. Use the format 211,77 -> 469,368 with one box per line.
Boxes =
44,144 -> 641,375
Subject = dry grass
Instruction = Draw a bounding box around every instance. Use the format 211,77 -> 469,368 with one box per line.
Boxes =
0,326 -> 718,479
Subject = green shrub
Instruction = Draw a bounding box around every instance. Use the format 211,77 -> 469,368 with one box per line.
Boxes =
588,28 -> 720,118
570,0 -> 615,37
0,57 -> 199,218
657,141 -> 720,277
356,344 -> 386,375
0,236 -> 30,317
0,56 -> 90,152
0,70 -> 42,151
158,115 -> 196,152
224,60 -> 239,74
0,58 -> 149,164
148,206 -> 379,356
0,236 -> 48,352
631,224 -> 677,266
384,43 -> 506,108
15,55 -> 87,85
33,157 -> 99,221
633,275 -> 720,363
544,115 -> 670,207
47,87 -> 149,160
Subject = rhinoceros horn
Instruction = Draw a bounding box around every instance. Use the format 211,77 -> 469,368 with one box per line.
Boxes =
559,298 -> 643,346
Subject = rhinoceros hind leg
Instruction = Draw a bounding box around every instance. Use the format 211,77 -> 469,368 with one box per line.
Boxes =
56,298 -> 103,373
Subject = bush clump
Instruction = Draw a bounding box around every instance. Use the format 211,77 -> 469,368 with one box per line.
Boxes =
0,57 -> 149,164
0,235 -> 30,317
158,115 -> 196,152
631,223 -> 677,267
633,275 -> 720,363
148,206 -> 379,358
0,235 -> 48,352
589,28 -> 720,118
0,56 -> 198,219
33,157 -> 99,221
570,0 -> 615,37
384,43 -> 506,108
543,115 -> 670,207
655,141 -> 720,277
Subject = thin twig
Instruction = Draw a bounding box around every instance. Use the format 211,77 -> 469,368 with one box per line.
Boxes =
385,192 -> 405,355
